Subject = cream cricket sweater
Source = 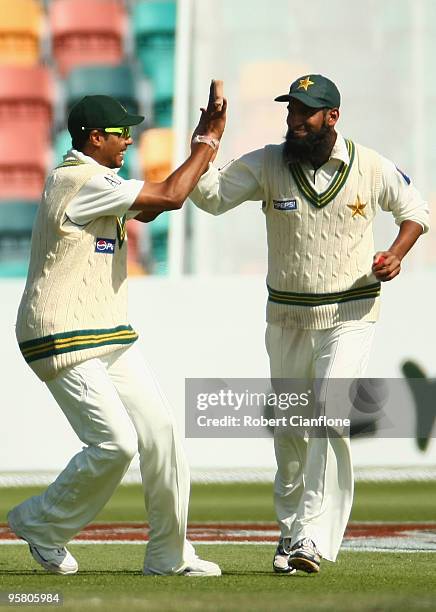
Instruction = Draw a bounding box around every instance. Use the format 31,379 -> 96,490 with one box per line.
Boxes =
191,140 -> 393,329
262,141 -> 381,328
16,160 -> 137,381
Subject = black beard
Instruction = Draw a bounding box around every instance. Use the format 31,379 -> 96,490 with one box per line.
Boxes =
283,124 -> 334,166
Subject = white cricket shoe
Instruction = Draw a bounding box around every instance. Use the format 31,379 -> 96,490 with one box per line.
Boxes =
143,557 -> 221,577
289,538 -> 321,573
28,544 -> 78,575
8,510 -> 78,575
179,558 -> 222,577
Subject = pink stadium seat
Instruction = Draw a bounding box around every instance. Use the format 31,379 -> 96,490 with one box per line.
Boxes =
0,122 -> 49,199
0,66 -> 53,137
50,0 -> 126,76
126,220 -> 146,276
0,0 -> 43,66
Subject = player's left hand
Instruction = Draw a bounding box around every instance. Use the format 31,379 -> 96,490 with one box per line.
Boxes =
372,251 -> 401,282
192,81 -> 227,146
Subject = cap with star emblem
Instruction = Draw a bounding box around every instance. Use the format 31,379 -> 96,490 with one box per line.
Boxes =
275,74 -> 341,109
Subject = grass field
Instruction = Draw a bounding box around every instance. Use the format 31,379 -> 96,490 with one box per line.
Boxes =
2,481 -> 435,523
1,482 -> 435,611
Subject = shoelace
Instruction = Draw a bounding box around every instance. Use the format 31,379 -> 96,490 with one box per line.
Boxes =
294,538 -> 319,556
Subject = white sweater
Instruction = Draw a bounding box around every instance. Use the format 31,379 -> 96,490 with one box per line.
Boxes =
190,137 -> 429,329
262,141 -> 381,328
16,159 -> 137,381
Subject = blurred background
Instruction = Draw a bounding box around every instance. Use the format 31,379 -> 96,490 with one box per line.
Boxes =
1,0 -> 435,482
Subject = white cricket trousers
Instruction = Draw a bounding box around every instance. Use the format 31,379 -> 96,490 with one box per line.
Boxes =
266,321 -> 376,562
9,344 -> 194,574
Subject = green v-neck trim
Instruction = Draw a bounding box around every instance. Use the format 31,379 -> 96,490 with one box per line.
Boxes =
289,139 -> 355,208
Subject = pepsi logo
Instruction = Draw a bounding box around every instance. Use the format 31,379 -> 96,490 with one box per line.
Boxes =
95,238 -> 116,254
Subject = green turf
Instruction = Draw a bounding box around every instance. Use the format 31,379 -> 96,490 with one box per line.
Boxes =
1,482 -> 435,611
1,545 -> 435,611
1,481 -> 435,523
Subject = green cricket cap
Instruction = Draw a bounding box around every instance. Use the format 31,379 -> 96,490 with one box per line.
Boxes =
67,95 -> 144,134
275,74 -> 340,108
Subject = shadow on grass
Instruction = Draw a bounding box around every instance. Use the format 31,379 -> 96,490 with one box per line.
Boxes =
0,570 -> 144,576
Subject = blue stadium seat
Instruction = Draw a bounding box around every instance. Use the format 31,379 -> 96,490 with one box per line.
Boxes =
0,201 -> 38,277
133,1 -> 176,126
65,64 -> 140,115
53,129 -> 72,167
149,211 -> 169,275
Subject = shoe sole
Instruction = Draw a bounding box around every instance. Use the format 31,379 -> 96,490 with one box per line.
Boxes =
290,555 -> 320,574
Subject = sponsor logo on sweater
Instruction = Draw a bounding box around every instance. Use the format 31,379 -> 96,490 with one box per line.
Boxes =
95,238 -> 116,254
273,199 -> 298,211
104,175 -> 123,187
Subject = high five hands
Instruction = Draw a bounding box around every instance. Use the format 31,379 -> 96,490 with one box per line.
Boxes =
191,80 -> 227,161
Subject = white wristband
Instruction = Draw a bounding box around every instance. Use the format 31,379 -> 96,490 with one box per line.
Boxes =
192,135 -> 219,151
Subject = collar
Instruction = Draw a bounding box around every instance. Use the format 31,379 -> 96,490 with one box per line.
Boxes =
328,132 -> 350,166
63,149 -> 121,174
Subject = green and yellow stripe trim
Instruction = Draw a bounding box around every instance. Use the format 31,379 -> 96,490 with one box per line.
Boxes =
19,325 -> 138,364
116,214 -> 127,248
289,139 -> 355,208
55,160 -> 86,169
267,282 -> 381,307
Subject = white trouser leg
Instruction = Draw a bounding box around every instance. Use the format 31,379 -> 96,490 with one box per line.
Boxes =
267,324 -> 311,537
103,344 -> 192,573
291,321 -> 375,561
9,345 -> 193,573
268,321 -> 375,561
8,354 -> 138,549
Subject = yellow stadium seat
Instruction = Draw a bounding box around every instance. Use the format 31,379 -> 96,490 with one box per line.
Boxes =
138,128 -> 174,182
0,0 -> 43,65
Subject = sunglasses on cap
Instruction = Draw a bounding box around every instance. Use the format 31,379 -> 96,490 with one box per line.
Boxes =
82,126 -> 132,139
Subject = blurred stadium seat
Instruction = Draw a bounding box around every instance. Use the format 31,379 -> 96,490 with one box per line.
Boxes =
0,0 -> 43,66
0,0 -> 177,276
138,127 -> 174,182
133,1 -> 176,126
126,219 -> 147,276
53,129 -> 72,167
152,68 -> 175,127
118,145 -> 136,180
65,64 -> 140,115
0,66 -> 53,137
0,123 -> 49,199
148,211 -> 169,275
138,128 -> 174,274
0,200 -> 38,277
50,0 -> 126,76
